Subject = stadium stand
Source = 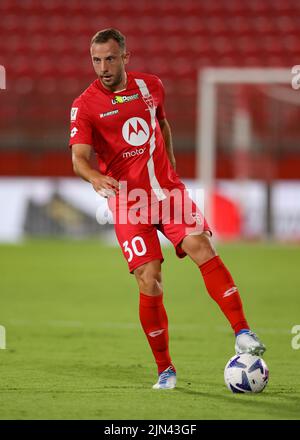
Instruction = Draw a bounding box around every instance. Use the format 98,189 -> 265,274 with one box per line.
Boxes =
0,0 -> 300,177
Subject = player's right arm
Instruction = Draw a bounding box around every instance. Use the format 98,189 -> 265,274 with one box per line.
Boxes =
69,98 -> 119,195
72,143 -> 119,194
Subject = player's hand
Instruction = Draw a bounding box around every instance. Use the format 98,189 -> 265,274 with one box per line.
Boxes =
90,174 -> 120,198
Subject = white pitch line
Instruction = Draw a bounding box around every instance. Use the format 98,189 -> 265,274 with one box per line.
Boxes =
216,326 -> 292,335
5,319 -> 293,334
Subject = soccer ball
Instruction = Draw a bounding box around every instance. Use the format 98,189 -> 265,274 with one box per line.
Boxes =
224,353 -> 269,393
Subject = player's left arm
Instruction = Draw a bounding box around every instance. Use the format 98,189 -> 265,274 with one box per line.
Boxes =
158,118 -> 176,170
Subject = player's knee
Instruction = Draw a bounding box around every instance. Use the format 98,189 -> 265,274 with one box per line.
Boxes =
134,264 -> 162,295
197,234 -> 216,262
136,272 -> 162,293
182,232 -> 216,265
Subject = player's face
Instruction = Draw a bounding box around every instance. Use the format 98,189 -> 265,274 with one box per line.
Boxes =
91,40 -> 129,91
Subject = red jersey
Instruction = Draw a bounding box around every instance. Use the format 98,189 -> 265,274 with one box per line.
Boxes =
69,72 -> 183,203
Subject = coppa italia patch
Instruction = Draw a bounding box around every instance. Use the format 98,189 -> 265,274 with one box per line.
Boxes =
111,93 -> 139,105
100,110 -> 119,118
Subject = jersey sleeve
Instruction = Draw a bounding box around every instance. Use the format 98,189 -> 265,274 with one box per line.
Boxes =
156,77 -> 166,121
69,97 -> 93,147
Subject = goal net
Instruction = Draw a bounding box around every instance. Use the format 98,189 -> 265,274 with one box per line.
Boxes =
196,68 -> 300,240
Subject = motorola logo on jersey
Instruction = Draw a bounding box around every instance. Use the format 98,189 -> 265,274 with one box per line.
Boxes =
123,147 -> 146,159
122,117 -> 150,146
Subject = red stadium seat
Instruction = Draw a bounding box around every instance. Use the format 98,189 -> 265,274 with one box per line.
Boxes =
1,0 -> 300,160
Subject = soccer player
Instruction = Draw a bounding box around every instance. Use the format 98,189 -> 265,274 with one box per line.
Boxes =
69,28 -> 266,390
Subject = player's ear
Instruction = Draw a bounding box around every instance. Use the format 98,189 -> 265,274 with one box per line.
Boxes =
123,52 -> 130,65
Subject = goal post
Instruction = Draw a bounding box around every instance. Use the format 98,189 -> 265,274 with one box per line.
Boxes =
196,67 -> 293,238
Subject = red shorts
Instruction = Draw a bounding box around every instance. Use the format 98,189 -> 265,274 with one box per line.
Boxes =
109,188 -> 211,273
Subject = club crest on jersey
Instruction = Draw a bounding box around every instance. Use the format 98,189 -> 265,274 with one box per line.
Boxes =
142,94 -> 155,109
122,117 -> 150,146
111,93 -> 139,105
191,212 -> 203,225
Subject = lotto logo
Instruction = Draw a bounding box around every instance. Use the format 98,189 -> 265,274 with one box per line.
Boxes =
70,127 -> 78,138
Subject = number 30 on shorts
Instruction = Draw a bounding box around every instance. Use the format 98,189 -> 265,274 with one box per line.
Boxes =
122,236 -> 147,262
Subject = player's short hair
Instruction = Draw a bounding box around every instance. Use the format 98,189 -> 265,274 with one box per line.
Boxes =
90,28 -> 126,51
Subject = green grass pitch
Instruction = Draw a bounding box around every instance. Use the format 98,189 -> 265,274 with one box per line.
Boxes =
0,239 -> 299,420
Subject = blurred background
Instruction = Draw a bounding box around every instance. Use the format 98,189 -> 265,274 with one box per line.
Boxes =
1,0 -> 300,243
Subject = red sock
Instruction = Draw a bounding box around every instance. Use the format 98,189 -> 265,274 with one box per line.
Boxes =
199,256 -> 250,334
139,292 -> 174,374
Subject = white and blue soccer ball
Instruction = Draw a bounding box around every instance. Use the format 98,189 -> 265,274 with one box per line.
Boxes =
224,353 -> 269,393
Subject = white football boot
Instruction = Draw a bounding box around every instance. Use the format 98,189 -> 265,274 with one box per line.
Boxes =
235,330 -> 266,356
152,366 -> 177,390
